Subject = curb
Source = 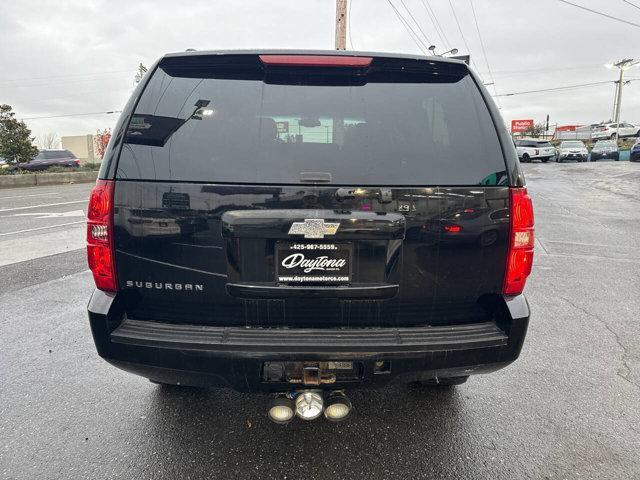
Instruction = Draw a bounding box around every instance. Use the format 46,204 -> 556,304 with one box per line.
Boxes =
0,171 -> 98,190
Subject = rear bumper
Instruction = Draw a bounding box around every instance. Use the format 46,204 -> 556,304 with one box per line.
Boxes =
591,152 -> 618,160
559,154 -> 587,161
88,291 -> 530,392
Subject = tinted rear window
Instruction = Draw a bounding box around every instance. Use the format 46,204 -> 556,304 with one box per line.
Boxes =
116,56 -> 507,185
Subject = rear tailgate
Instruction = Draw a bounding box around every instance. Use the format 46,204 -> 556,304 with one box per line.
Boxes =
110,53 -> 511,328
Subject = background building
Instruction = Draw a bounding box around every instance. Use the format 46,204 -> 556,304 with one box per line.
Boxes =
61,134 -> 98,164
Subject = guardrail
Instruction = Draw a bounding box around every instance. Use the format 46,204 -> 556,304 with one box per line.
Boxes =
0,171 -> 98,189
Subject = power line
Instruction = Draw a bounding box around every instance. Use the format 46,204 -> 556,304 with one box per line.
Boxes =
0,75 -> 131,90
398,0 -> 433,47
0,70 -> 130,84
494,80 -> 615,97
20,110 -> 122,120
479,64 -> 602,76
385,0 -> 429,54
622,0 -> 640,11
557,0 -> 640,28
447,0 -> 482,74
420,0 -> 450,49
469,0 -> 499,104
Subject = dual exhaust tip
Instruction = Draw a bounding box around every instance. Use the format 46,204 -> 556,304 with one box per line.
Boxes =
268,391 -> 352,424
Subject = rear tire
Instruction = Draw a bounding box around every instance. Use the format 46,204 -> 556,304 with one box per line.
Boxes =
415,376 -> 469,387
522,154 -> 530,163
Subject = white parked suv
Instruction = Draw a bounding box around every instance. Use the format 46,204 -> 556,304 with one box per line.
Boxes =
591,122 -> 640,140
557,140 -> 589,162
514,138 -> 556,163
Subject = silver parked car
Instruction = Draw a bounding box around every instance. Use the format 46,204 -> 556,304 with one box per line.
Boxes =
557,141 -> 589,163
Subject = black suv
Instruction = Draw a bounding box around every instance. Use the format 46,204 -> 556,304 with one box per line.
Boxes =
87,51 -> 533,423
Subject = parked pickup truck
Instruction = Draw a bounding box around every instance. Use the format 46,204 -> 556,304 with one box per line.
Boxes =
87,50 -> 533,424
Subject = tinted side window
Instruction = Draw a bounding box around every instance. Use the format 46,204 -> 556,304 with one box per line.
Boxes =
490,208 -> 508,220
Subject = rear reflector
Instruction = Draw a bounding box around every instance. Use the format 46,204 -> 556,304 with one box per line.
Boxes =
87,179 -> 117,292
259,55 -> 372,67
503,187 -> 534,295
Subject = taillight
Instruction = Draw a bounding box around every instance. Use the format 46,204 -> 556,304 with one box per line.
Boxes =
535,149 -> 539,155
259,55 -> 372,67
87,179 -> 117,292
443,224 -> 462,233
74,159 -> 80,166
503,187 -> 534,295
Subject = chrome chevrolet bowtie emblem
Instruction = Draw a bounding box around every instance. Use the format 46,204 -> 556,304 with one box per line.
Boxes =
288,219 -> 340,239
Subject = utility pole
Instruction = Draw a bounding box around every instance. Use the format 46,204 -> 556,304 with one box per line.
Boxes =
611,80 -> 619,121
335,0 -> 347,50
613,67 -> 624,140
605,59 -> 639,139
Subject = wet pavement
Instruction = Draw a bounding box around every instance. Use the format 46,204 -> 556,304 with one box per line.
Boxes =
1,162 -> 639,479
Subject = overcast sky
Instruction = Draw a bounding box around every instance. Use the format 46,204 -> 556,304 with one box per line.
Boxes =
1,0 -> 639,142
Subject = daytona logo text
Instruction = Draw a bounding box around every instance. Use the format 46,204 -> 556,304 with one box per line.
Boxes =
281,253 -> 347,273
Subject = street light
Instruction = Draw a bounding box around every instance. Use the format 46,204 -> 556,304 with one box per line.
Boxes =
428,46 -> 460,58
605,59 -> 639,140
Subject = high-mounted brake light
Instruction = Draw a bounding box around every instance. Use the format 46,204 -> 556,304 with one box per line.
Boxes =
503,188 -> 535,295
87,179 -> 117,292
259,55 -> 372,67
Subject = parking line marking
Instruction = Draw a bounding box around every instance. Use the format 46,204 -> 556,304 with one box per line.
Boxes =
0,192 -> 57,200
0,221 -> 85,237
0,200 -> 86,213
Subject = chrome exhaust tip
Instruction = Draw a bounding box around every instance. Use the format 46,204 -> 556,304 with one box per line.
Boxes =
267,390 -> 352,423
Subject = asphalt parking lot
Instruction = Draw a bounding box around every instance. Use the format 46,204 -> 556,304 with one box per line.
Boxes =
1,162 -> 639,479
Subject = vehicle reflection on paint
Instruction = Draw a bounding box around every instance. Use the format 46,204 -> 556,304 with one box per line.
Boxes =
420,207 -> 509,246
122,209 -> 182,238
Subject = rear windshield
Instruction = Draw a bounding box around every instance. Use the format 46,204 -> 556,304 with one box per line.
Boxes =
536,141 -> 552,147
115,57 -> 507,185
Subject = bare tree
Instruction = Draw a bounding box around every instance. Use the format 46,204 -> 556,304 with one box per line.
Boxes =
37,132 -> 60,149
523,123 -> 546,138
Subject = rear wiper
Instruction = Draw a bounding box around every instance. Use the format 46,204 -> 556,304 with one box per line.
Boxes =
300,172 -> 332,183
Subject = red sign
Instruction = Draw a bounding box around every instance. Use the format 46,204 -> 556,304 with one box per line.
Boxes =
511,119 -> 534,133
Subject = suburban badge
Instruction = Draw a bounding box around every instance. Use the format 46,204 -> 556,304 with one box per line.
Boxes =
288,219 -> 340,239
